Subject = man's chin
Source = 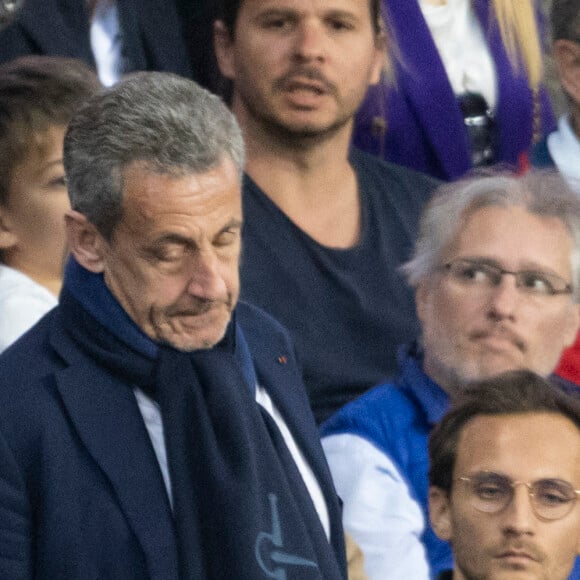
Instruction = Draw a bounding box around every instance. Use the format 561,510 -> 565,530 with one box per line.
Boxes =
156,321 -> 230,352
264,109 -> 350,141
162,332 -> 225,352
459,359 -> 522,385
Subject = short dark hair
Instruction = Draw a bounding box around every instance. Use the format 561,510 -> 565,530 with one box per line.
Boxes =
551,0 -> 580,43
0,56 -> 100,205
219,0 -> 382,36
428,370 -> 580,493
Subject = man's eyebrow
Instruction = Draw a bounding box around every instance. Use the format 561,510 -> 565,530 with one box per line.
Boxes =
455,256 -> 502,267
459,255 -> 568,277
218,218 -> 243,234
151,233 -> 191,247
151,221 -> 242,247
468,470 -> 508,478
324,9 -> 361,21
42,159 -> 65,169
254,7 -> 360,21
254,7 -> 297,20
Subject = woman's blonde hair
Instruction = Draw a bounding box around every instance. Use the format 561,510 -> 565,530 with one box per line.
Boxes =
491,0 -> 544,90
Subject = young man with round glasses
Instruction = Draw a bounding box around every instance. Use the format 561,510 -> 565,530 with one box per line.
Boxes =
429,369 -> 580,580
321,169 -> 580,579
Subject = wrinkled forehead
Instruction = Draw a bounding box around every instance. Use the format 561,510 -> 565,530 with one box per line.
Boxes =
118,158 -> 242,221
444,205 -> 574,272
227,0 -> 379,28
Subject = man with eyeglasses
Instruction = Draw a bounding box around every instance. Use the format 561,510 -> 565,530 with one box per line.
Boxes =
321,170 -> 580,579
429,369 -> 580,580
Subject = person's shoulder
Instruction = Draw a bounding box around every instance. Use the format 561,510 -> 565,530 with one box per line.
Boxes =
321,378 -> 418,440
237,300 -> 287,332
321,379 -> 426,471
350,147 -> 440,197
236,301 -> 294,350
0,309 -> 58,371
0,267 -> 57,329
0,310 -> 63,424
528,136 -> 555,168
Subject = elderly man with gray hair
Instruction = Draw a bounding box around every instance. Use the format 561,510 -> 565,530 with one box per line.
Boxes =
0,72 -> 347,579
322,170 -> 580,580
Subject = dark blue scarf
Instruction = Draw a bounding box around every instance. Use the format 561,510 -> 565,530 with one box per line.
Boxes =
60,258 -> 343,579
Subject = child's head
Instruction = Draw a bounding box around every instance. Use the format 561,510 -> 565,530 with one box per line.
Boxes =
0,56 -> 100,292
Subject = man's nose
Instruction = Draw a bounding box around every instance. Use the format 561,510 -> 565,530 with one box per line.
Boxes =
487,274 -> 521,321
294,21 -> 326,61
501,485 -> 535,536
186,250 -> 227,300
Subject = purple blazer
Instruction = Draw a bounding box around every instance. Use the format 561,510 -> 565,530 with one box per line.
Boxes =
353,0 -> 555,180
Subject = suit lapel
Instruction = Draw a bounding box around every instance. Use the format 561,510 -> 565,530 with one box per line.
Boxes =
256,352 -> 330,489
253,348 -> 347,568
237,305 -> 330,491
239,305 -> 346,569
50,321 -> 179,580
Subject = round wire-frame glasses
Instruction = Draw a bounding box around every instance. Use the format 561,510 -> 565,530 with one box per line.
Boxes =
456,472 -> 580,521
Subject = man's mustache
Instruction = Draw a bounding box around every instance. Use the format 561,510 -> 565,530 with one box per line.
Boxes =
275,67 -> 337,96
166,296 -> 234,318
495,540 -> 546,564
469,325 -> 526,353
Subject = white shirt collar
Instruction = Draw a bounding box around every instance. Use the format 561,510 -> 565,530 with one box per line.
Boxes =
90,0 -> 122,86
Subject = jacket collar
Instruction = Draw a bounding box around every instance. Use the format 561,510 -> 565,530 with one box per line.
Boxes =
49,313 -> 179,580
397,342 -> 450,427
237,303 -> 347,571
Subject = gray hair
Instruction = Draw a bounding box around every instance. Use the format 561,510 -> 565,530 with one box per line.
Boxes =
402,170 -> 580,302
551,0 -> 580,43
64,72 -> 245,239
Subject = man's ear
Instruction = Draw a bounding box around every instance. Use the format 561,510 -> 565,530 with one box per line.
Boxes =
64,210 -> 107,273
214,20 -> 236,81
553,39 -> 580,106
429,486 -> 453,541
0,205 -> 18,251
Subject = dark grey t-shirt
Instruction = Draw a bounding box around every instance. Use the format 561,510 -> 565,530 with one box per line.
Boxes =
240,148 -> 438,423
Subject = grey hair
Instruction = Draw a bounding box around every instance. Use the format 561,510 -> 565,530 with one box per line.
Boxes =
401,169 -> 580,302
64,71 -> 245,239
551,0 -> 580,43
